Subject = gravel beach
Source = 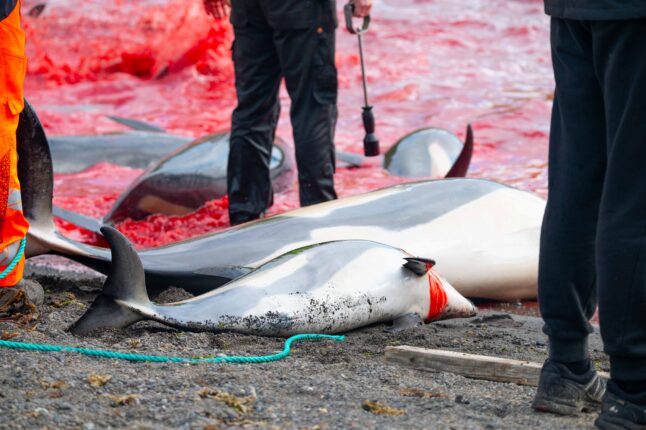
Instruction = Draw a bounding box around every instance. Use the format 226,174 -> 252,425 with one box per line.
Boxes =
0,257 -> 608,430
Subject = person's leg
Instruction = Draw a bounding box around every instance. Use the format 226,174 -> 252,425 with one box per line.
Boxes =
0,0 -> 42,318
590,18 -> 646,428
227,0 -> 282,225
269,0 -> 338,207
0,0 -> 29,288
532,18 -> 607,415
539,18 -> 607,366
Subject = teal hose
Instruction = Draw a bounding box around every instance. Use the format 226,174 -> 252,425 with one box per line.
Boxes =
0,238 -> 343,363
0,237 -> 26,281
0,333 -> 345,363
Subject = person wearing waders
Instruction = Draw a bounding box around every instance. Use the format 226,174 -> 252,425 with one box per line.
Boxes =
531,1 -> 646,428
203,0 -> 372,225
0,0 -> 43,318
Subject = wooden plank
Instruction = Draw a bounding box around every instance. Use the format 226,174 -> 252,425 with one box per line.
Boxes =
384,346 -> 609,386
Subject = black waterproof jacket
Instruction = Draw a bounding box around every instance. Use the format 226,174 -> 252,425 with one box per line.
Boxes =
545,0 -> 646,20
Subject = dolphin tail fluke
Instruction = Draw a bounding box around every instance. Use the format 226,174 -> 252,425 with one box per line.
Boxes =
106,116 -> 166,133
446,124 -> 473,178
28,3 -> 46,17
18,99 -> 61,258
18,100 -> 111,266
53,205 -> 104,234
70,226 -> 150,335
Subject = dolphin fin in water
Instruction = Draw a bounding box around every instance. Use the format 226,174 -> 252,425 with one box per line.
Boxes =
403,257 -> 437,275
445,124 -> 474,178
28,3 -> 46,17
70,226 -> 150,335
106,116 -> 166,133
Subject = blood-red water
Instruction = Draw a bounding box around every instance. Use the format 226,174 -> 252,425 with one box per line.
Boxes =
23,0 -> 553,249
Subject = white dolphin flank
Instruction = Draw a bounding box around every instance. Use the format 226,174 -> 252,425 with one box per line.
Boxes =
71,227 -> 477,336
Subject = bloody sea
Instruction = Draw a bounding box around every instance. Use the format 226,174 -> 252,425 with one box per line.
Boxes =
23,0 -> 554,316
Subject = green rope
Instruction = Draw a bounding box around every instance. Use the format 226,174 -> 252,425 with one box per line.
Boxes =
0,237 -> 26,281
0,333 -> 345,363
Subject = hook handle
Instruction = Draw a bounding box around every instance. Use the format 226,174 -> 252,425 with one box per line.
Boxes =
344,2 -> 370,35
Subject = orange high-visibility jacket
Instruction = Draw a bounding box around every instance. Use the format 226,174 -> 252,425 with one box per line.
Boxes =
0,0 -> 29,287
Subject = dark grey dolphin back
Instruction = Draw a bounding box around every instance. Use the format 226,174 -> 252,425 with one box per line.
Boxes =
136,179 -> 503,293
104,133 -> 295,223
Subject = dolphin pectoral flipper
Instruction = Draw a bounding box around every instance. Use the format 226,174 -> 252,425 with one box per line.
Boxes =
403,257 -> 437,276
53,205 -> 104,234
384,313 -> 423,333
69,226 -> 151,335
106,116 -> 166,133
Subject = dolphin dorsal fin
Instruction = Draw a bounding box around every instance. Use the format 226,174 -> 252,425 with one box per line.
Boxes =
403,257 -> 436,276
446,124 -> 473,178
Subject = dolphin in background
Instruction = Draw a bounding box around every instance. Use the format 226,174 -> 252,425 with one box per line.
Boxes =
71,226 -> 477,336
102,132 -> 294,223
49,131 -> 191,173
384,125 -> 473,178
47,108 -> 473,224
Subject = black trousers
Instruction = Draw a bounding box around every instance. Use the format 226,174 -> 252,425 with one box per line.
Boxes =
227,0 -> 338,224
539,18 -> 646,380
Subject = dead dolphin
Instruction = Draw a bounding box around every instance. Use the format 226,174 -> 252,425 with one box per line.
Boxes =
384,125 -> 473,178
20,100 -> 545,301
50,113 -> 472,222
102,132 -> 295,223
50,132 -> 294,225
52,126 -> 473,226
334,125 -> 473,178
49,131 -> 192,173
70,226 -> 477,336
49,115 -> 362,174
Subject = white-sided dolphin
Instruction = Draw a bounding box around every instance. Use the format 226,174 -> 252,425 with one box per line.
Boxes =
70,226 -> 477,336
49,114 -> 362,174
102,132 -> 295,223
20,100 -> 545,301
384,125 -> 473,178
51,126 -> 474,227
49,131 -> 191,173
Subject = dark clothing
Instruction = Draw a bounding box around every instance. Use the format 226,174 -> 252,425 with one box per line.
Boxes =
544,0 -> 646,20
539,18 -> 646,381
227,0 -> 338,225
0,1 -> 17,21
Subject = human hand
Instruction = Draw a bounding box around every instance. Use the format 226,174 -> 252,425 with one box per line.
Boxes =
352,0 -> 372,17
203,0 -> 231,19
